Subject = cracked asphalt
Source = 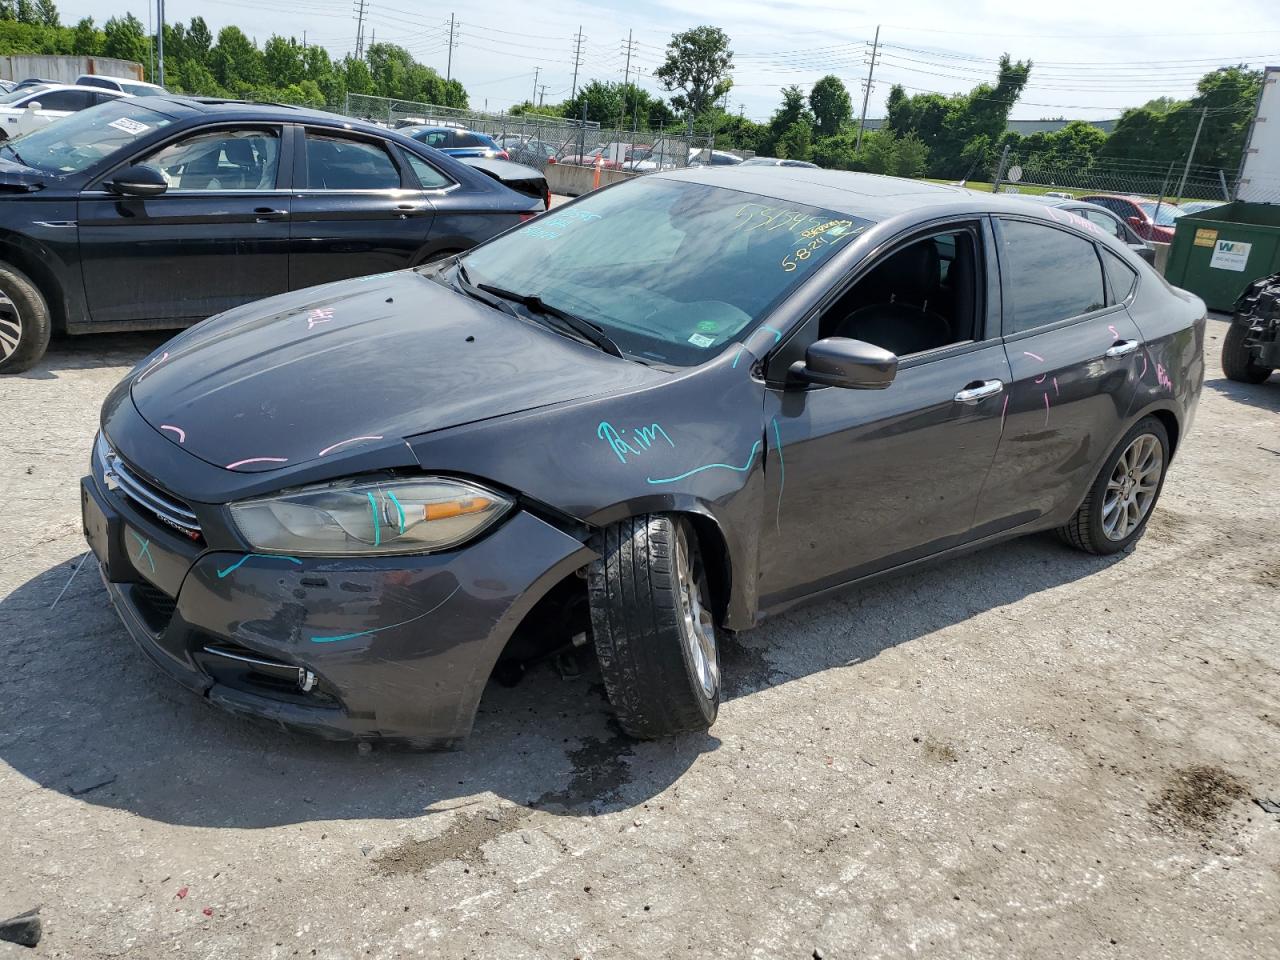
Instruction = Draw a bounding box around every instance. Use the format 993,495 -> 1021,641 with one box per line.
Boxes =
1,314 -> 1277,959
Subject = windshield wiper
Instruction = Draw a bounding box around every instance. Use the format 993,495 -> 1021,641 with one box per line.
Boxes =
452,261 -> 522,319
1,143 -> 27,166
475,281 -> 624,358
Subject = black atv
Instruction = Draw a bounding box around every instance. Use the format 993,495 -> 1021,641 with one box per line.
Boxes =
1223,272 -> 1280,383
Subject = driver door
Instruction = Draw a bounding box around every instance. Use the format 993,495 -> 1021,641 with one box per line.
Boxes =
77,124 -> 292,325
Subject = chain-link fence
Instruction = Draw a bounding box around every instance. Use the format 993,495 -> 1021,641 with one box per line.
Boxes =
987,150 -> 1238,204
340,93 -> 711,173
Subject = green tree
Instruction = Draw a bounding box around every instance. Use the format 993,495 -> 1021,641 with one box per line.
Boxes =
209,26 -> 262,88
860,129 -> 897,174
775,118 -> 814,161
890,132 -> 929,177
185,16 -> 211,64
809,75 -> 851,137
264,35 -> 305,87
101,13 -> 147,66
14,0 -> 35,25
34,0 -> 55,28
654,25 -> 733,119
811,130 -> 860,169
71,16 -> 99,55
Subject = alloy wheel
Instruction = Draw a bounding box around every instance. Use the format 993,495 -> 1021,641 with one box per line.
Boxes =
0,289 -> 21,363
1102,433 -> 1163,541
674,526 -> 719,700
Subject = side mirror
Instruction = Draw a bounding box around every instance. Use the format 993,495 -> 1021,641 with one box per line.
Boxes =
105,163 -> 168,198
25,101 -> 41,112
789,337 -> 898,390
1126,215 -> 1145,229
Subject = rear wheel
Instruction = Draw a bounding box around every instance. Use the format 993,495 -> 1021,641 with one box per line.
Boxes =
1057,416 -> 1170,555
587,515 -> 720,739
1221,322 -> 1274,384
0,262 -> 51,375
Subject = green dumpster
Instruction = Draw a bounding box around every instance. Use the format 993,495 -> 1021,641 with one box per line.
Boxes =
1165,201 -> 1280,312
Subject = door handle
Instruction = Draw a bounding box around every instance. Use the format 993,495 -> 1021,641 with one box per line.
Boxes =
396,203 -> 429,219
954,379 -> 1004,403
1105,339 -> 1139,359
253,207 -> 288,222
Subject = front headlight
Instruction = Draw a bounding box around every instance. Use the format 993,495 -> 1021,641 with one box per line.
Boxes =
229,476 -> 513,556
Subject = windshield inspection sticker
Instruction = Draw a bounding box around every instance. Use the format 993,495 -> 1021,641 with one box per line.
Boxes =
688,333 -> 716,348
107,117 -> 150,136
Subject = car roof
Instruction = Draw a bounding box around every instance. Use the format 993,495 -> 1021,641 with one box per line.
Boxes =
125,95 -> 379,127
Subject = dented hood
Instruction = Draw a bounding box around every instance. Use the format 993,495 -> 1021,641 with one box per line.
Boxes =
128,270 -> 662,474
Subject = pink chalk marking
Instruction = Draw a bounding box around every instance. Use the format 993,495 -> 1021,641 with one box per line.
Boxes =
1140,352 -> 1148,379
1052,376 -> 1059,396
1107,324 -> 1119,340
306,307 -> 335,330
225,456 -> 289,471
1043,392 -> 1051,427
1034,373 -> 1047,384
135,352 -> 169,383
159,424 -> 186,443
999,394 -> 1009,433
317,435 -> 384,457
1023,351 -> 1044,363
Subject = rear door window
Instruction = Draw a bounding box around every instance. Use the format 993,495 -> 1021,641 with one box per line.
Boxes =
305,133 -> 401,190
1102,249 -> 1139,303
35,89 -> 96,111
998,220 -> 1106,333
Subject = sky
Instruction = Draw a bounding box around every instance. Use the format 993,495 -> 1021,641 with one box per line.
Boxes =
50,0 -> 1280,122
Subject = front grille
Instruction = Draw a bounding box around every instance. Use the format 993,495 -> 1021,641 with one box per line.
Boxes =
96,432 -> 202,541
130,581 -> 177,634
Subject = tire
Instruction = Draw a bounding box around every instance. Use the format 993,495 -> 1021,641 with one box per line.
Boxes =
0,262 -> 51,375
1057,416 -> 1170,555
587,515 -> 720,739
1221,321 -> 1274,384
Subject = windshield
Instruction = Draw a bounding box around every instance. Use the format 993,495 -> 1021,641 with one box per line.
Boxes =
1,100 -> 173,174
0,86 -> 44,105
1138,202 -> 1186,227
121,83 -> 163,97
454,177 -> 872,366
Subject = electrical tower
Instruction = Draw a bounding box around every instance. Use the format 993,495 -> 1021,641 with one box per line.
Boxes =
352,0 -> 368,59
855,25 -> 881,152
570,26 -> 586,99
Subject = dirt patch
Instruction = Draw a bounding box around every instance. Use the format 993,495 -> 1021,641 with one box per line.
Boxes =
535,732 -> 634,811
1152,764 -> 1248,832
1143,506 -> 1195,543
1251,562 -> 1280,589
921,738 -> 959,763
374,807 -> 528,874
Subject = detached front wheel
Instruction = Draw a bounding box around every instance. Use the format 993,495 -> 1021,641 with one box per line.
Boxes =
587,515 -> 720,739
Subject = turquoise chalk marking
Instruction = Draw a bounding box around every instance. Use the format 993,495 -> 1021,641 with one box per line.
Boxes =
310,583 -> 462,643
216,554 -> 302,579
760,325 -> 783,344
772,417 -> 785,533
645,441 -> 762,485
128,529 -> 156,575
731,346 -> 748,368
387,490 -> 406,534
367,492 -> 381,546
598,421 -> 672,464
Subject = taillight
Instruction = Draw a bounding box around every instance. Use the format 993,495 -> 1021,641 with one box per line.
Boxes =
544,186 -> 551,210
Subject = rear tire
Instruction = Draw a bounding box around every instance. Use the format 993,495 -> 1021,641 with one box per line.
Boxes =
1221,322 -> 1274,384
1057,416 -> 1170,555
587,515 -> 720,739
0,262 -> 51,375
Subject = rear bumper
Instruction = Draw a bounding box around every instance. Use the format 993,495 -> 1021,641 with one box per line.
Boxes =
81,470 -> 593,747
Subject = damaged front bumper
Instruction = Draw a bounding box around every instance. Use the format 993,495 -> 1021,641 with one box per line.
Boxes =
81,466 -> 593,747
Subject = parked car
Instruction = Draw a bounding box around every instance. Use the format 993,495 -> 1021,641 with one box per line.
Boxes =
1221,270 -> 1279,383
1010,194 -> 1157,265
1077,194 -> 1189,243
80,169 -> 1205,747
1179,200 -> 1226,216
557,145 -> 625,169
0,83 -> 127,138
0,97 -> 546,373
688,148 -> 743,167
0,79 -> 15,94
740,156 -> 818,169
77,74 -> 168,97
498,135 -> 559,167
401,125 -> 509,160
1043,191 -> 1074,199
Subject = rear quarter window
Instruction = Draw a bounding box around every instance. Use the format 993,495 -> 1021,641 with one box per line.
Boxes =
1102,249 -> 1139,303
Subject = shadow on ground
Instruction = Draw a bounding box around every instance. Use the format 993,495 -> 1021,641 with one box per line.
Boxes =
1204,375 -> 1280,417
11,331 -> 172,380
0,530 -> 1121,830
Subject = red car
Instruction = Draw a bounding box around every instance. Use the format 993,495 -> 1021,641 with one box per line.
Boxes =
1077,194 -> 1189,243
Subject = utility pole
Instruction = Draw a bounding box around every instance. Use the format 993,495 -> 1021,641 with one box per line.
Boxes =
352,0 -> 368,59
570,26 -> 585,100
855,24 -> 880,153
531,66 -> 540,107
1174,106 -> 1208,202
156,0 -> 165,87
445,13 -> 456,84
619,29 -> 636,131
538,84 -> 547,107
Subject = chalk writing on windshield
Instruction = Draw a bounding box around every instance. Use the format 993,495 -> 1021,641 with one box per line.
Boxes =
781,224 -> 863,272
526,208 -> 603,241
733,203 -> 827,236
598,421 -> 675,464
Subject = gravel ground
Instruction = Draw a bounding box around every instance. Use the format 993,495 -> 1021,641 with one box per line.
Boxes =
1,314 -> 1277,959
